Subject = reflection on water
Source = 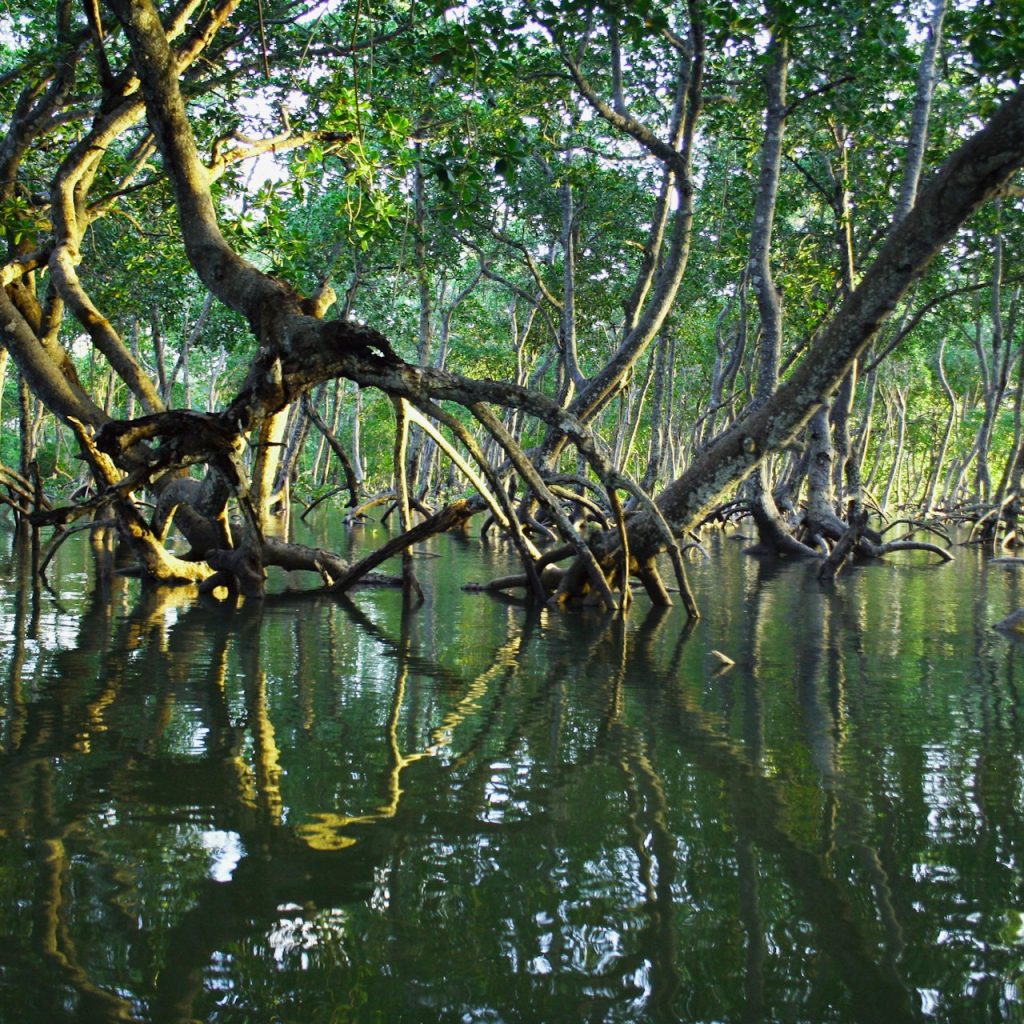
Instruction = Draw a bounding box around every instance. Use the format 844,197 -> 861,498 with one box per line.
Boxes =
2,521 -> 1024,1023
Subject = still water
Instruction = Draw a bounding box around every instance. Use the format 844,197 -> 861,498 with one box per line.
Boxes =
1,517 -> 1023,1023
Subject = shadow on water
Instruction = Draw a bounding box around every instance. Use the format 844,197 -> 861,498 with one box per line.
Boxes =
1,525 -> 1024,1022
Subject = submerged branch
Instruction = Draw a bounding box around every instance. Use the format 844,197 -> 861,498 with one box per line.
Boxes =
327,500 -> 476,594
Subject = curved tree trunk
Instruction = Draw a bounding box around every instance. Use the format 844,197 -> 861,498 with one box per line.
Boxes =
742,26 -> 813,558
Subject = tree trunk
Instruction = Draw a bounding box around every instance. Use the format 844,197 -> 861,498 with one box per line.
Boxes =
880,387 -> 907,515
621,84 -> 1024,563
922,338 -> 957,512
894,0 -> 947,222
743,27 -> 808,556
641,332 -> 671,492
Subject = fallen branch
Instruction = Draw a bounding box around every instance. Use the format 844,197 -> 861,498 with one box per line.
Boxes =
327,499 -> 477,594
869,539 -> 953,562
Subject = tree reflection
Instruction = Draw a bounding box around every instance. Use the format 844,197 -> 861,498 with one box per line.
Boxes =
1,537 -> 1024,1021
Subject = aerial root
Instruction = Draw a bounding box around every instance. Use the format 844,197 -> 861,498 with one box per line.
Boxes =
635,559 -> 672,606
470,402 -> 620,612
865,538 -> 954,562
819,513 -> 868,581
302,392 -> 361,509
0,461 -> 39,515
465,546 -> 701,618
412,396 -> 545,601
879,518 -> 952,545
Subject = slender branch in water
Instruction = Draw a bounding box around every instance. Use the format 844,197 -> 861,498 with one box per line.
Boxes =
327,500 -> 476,594
37,517 -> 117,582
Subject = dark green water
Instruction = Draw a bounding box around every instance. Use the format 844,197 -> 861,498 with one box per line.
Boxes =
2,519 -> 1024,1023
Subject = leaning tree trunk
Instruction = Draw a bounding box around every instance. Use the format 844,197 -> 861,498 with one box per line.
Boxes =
614,84 -> 1024,570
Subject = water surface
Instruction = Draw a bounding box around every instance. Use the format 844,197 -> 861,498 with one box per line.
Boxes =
1,521 -> 1023,1023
